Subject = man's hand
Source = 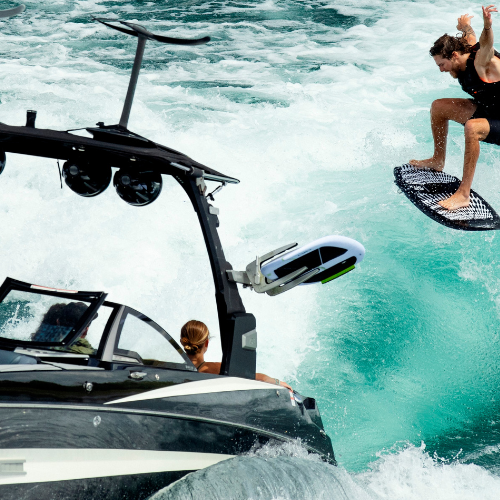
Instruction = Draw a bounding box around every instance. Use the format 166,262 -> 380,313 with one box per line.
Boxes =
458,13 -> 476,44
482,4 -> 498,29
457,13 -> 474,32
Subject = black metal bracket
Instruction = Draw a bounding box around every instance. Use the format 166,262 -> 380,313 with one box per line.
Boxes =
93,17 -> 210,129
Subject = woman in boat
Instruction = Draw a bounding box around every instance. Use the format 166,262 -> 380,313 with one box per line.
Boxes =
180,320 -> 292,390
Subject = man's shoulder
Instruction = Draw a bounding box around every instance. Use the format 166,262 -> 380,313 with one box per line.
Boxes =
68,338 -> 95,354
474,42 -> 500,61
474,46 -> 500,71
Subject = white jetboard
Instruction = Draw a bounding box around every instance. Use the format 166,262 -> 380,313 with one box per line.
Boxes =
394,164 -> 500,231
261,235 -> 365,285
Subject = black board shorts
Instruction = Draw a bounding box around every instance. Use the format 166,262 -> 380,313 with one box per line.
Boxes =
467,101 -> 500,146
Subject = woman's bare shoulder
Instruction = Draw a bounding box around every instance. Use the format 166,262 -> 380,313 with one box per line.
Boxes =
198,362 -> 221,374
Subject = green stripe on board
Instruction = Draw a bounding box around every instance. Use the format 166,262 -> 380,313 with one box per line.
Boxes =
321,265 -> 355,284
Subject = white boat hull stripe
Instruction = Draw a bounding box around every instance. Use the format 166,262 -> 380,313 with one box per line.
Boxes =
105,376 -> 287,405
0,449 -> 234,485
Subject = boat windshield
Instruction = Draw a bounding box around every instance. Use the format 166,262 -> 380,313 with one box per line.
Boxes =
0,280 -> 193,369
0,287 -> 104,353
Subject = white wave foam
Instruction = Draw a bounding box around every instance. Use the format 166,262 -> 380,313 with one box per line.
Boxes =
358,442 -> 500,500
247,438 -> 324,461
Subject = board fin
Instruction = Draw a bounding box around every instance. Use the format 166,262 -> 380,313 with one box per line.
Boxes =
0,5 -> 25,19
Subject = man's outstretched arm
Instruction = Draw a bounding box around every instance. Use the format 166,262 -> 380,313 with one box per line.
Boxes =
476,4 -> 498,71
458,13 -> 477,45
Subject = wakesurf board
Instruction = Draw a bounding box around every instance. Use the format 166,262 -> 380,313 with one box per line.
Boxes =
394,164 -> 500,231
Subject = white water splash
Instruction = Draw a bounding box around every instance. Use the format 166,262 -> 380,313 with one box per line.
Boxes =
358,443 -> 500,500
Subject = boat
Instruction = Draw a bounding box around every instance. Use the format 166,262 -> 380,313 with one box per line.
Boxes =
0,14 -> 356,499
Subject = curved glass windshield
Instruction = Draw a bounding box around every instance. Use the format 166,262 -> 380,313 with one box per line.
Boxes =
0,290 -> 90,343
115,307 -> 193,368
0,284 -> 105,355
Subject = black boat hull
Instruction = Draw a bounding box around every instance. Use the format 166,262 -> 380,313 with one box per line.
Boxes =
0,471 -> 188,500
0,404 -> 270,500
0,397 -> 333,500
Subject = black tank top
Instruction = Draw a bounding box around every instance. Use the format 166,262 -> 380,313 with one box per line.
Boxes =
458,43 -> 500,114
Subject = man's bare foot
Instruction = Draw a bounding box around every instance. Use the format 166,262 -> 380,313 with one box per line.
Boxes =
438,191 -> 470,210
408,158 -> 445,171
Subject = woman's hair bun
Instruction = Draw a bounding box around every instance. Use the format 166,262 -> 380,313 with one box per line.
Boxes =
180,337 -> 201,354
180,321 -> 209,356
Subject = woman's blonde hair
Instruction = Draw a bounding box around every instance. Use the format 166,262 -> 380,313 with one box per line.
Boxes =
180,320 -> 209,355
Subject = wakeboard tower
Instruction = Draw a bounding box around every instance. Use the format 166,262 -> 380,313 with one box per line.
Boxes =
394,164 -> 500,231
0,13 -> 365,499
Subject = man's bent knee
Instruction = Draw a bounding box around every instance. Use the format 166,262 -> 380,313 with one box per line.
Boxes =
430,98 -> 461,118
430,99 -> 449,114
464,118 -> 489,141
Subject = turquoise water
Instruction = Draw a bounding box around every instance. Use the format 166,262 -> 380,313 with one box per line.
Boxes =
1,0 -> 500,497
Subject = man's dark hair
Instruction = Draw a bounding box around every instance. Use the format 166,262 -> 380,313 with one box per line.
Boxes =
430,34 -> 473,59
57,302 -> 88,327
39,302 -> 88,327
31,302 -> 88,342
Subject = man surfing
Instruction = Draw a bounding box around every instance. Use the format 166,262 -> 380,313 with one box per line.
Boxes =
410,5 -> 500,210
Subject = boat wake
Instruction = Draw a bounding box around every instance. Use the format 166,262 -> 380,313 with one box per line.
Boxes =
149,441 -> 372,500
149,440 -> 500,500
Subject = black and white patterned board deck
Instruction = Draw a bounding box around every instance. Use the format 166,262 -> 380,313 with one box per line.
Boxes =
394,164 -> 500,231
